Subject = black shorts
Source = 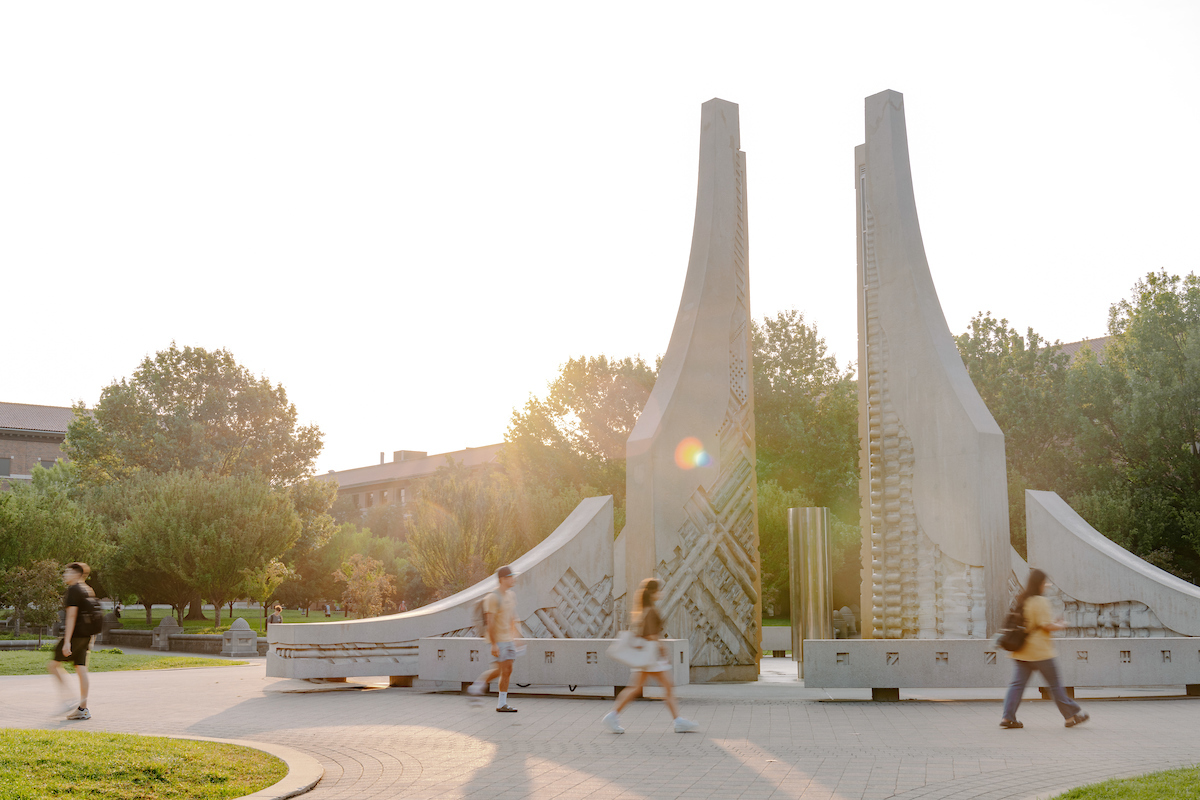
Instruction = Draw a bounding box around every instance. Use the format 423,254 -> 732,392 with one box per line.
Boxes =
52,636 -> 92,667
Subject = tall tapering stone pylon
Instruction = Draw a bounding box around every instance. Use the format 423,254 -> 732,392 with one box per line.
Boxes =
617,98 -> 761,682
856,90 -> 1010,640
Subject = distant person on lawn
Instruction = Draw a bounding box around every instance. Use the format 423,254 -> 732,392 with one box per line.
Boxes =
47,562 -> 99,721
266,604 -> 283,631
467,565 -> 523,712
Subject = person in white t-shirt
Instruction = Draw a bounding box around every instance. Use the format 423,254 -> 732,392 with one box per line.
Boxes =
467,566 -> 522,712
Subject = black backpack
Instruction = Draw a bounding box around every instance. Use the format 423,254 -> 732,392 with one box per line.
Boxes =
995,598 -> 1028,652
74,586 -> 105,637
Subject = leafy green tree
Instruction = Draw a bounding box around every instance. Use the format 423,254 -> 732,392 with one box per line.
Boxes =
0,559 -> 63,635
1064,271 -> 1200,580
334,554 -> 395,618
406,462 -> 532,597
955,313 -> 1074,555
752,311 -> 859,519
64,343 -> 323,488
241,559 -> 296,632
112,470 -> 302,627
503,354 -> 656,525
0,465 -> 105,574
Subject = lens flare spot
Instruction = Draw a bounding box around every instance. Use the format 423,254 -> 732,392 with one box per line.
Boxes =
674,437 -> 711,470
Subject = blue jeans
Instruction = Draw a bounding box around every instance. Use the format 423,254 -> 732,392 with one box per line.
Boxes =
1002,658 -> 1082,721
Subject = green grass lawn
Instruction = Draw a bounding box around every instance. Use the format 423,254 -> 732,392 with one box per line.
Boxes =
763,618 -> 791,627
1051,765 -> 1200,798
118,606 -> 363,635
0,649 -> 247,676
0,728 -> 286,800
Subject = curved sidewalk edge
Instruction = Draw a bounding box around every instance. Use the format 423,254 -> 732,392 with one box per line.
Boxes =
164,734 -> 323,800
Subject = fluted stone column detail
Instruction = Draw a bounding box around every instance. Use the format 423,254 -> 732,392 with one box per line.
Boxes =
856,90 -> 1010,639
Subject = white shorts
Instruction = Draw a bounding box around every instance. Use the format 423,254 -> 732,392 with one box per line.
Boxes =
495,641 -> 525,662
635,659 -> 671,674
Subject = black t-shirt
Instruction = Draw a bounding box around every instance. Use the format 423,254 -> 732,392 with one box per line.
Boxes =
64,583 -> 93,636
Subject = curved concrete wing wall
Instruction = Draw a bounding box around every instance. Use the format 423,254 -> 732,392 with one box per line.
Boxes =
856,90 -> 1010,639
267,496 -> 615,679
1026,490 -> 1200,637
619,97 -> 761,681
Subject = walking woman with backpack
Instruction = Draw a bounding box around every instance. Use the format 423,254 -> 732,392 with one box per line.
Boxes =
602,578 -> 698,734
1000,568 -> 1089,729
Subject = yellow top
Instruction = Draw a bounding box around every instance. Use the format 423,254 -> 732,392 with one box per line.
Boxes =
1011,595 -> 1056,661
484,589 -> 516,644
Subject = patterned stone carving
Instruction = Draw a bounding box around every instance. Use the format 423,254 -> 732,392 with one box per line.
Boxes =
267,496 -> 617,680
619,98 -> 760,679
856,90 -> 1010,639
1022,491 -> 1200,637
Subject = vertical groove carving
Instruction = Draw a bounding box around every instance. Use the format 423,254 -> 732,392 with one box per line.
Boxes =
863,202 -> 987,639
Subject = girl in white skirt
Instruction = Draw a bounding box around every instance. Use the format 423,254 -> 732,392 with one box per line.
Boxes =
602,578 -> 699,733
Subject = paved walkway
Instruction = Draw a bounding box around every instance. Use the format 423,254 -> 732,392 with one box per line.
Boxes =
1,657 -> 1197,799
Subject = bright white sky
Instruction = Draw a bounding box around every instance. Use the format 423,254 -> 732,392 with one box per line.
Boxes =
3,2 -> 1196,475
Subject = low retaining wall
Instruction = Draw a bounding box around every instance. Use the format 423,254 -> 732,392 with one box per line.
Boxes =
804,638 -> 1200,696
104,629 -> 268,656
418,637 -> 690,696
0,640 -> 42,650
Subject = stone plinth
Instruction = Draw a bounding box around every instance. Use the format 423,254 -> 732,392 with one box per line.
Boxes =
417,637 -> 690,694
221,617 -> 259,657
803,638 -> 1200,693
618,97 -> 761,682
151,616 -> 182,651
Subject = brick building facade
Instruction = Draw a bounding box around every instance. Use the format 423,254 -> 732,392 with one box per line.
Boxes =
0,402 -> 76,490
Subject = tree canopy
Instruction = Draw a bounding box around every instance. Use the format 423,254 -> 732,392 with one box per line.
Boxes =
65,343 -> 323,487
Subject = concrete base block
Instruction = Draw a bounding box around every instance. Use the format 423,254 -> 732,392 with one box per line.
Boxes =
690,664 -> 758,683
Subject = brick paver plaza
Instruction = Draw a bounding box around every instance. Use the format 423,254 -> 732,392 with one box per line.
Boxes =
2,657 -> 1197,799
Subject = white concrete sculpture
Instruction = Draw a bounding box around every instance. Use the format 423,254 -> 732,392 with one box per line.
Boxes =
855,90 -> 1010,639
618,98 -> 761,682
1026,490 -> 1200,637
267,496 -> 615,680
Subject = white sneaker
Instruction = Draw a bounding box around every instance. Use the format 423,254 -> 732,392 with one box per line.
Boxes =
466,682 -> 484,697
66,706 -> 91,721
673,717 -> 698,733
54,698 -> 78,717
602,711 -> 624,734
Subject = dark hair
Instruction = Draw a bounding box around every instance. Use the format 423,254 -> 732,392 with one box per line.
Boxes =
1016,568 -> 1048,608
634,578 -> 661,620
274,604 -> 282,612
65,562 -> 90,578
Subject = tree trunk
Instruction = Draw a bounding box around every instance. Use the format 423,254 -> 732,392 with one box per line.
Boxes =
212,600 -> 222,629
144,602 -> 153,626
13,609 -> 22,637
184,593 -> 208,621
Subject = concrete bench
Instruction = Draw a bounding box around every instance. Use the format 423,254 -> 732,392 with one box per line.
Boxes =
418,637 -> 690,697
803,638 -> 1200,700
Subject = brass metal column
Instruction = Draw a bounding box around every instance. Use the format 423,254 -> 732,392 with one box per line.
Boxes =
788,507 -> 833,676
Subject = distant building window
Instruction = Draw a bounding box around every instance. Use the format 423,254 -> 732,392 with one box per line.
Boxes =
400,488 -> 407,505
38,459 -> 56,470
381,490 -> 388,504
366,492 -> 374,508
0,457 -> 10,476
353,494 -> 361,508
